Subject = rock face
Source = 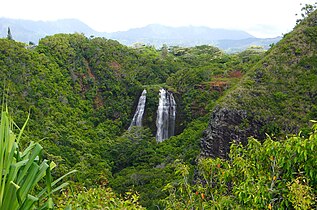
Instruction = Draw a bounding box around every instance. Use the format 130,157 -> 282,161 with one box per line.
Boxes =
201,107 -> 261,159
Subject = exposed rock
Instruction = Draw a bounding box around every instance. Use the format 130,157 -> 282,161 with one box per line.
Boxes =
201,107 -> 262,159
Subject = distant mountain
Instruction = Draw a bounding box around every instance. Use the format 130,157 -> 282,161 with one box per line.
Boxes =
108,24 -> 254,45
0,18 -> 280,51
215,37 -> 282,53
108,24 -> 281,52
0,18 -> 103,43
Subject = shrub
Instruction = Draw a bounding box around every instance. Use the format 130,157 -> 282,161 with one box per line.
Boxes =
162,121 -> 317,209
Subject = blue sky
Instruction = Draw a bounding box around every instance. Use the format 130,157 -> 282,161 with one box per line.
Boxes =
0,0 -> 313,37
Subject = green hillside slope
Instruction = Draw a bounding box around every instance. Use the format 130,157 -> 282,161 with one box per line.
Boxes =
202,10 -> 317,158
0,32 -> 265,208
0,33 -> 186,178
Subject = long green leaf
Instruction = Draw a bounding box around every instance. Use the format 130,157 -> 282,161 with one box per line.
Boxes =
15,112 -> 29,145
37,169 -> 77,198
0,106 -> 75,210
51,170 -> 78,187
33,160 -> 49,185
19,194 -> 38,210
3,160 -> 28,209
19,163 -> 39,201
2,181 -> 20,210
51,182 -> 70,194
5,159 -> 29,187
17,143 -> 42,184
0,110 -> 9,206
20,141 -> 36,160
46,166 -> 52,192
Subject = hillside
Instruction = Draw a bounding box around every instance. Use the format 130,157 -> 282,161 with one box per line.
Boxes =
0,32 -> 265,208
0,8 -> 316,209
0,18 -> 279,51
201,9 -> 317,158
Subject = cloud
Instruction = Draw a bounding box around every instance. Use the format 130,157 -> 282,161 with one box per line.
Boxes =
0,0 -> 310,36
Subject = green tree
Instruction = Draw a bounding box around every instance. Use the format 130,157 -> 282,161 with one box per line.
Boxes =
296,2 -> 317,24
7,27 -> 13,40
162,122 -> 317,209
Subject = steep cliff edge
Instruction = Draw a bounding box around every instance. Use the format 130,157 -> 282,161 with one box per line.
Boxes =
201,11 -> 317,158
201,107 -> 263,158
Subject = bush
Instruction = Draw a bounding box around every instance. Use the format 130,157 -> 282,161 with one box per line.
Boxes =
56,186 -> 145,209
162,121 -> 317,209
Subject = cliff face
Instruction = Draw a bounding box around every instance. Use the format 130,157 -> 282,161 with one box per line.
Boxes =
201,107 -> 263,158
201,11 -> 317,158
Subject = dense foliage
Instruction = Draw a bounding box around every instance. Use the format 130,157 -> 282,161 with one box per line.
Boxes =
219,10 -> 317,138
109,119 -> 208,208
1,8 -> 317,209
163,122 -> 317,209
0,35 -> 264,208
56,186 -> 145,209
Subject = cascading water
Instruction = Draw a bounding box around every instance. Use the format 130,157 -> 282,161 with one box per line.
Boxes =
128,89 -> 147,130
168,93 -> 176,137
156,88 -> 176,142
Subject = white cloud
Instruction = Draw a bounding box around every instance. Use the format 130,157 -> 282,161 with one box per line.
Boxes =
0,0 -> 313,37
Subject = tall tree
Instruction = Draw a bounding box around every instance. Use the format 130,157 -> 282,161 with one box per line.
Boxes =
7,27 -> 13,40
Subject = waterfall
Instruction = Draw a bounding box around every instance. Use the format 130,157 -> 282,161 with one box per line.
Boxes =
156,88 -> 176,142
169,93 -> 176,137
129,89 -> 147,130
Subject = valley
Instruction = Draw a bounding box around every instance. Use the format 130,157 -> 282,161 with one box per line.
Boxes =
0,7 -> 316,210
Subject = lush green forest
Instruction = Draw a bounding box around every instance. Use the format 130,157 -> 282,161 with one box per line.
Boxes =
0,6 -> 317,210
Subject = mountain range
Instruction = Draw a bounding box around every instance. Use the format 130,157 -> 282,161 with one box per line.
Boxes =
0,18 -> 280,52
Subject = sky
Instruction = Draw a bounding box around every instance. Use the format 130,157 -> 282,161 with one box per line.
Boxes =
0,0 -> 314,38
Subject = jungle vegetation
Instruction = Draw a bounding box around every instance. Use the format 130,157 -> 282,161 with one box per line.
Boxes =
0,5 -> 316,209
